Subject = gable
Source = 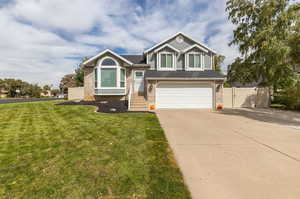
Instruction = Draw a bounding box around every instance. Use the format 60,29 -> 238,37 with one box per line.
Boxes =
144,32 -> 216,54
83,49 -> 133,67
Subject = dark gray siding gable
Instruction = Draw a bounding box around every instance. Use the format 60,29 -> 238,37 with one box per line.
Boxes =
146,34 -> 214,71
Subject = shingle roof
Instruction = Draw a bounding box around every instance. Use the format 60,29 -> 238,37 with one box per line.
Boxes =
120,55 -> 146,64
145,70 -> 226,79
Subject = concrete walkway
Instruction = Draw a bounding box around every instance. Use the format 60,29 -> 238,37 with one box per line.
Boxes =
156,109 -> 300,199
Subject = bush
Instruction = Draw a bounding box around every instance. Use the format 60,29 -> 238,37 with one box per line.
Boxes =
274,79 -> 300,110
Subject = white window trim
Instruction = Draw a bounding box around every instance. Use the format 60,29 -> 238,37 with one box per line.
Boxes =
154,44 -> 180,53
120,68 -> 126,88
157,51 -> 176,71
185,52 -> 204,71
94,56 -> 126,90
134,70 -> 145,80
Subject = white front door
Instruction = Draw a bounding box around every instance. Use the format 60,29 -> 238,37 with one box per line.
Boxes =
134,71 -> 144,93
156,83 -> 213,109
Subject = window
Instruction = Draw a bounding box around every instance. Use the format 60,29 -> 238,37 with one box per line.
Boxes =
158,52 -> 175,70
101,68 -> 117,87
94,68 -> 98,88
161,54 -> 173,68
94,56 -> 126,90
186,52 -> 203,70
204,54 -> 212,70
188,54 -> 201,68
120,69 -> 125,88
101,58 -> 117,66
135,71 -> 144,78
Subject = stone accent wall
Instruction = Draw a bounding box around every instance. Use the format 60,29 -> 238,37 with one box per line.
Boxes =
84,67 -> 95,101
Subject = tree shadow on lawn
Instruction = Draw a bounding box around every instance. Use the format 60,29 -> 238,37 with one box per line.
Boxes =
218,108 -> 300,127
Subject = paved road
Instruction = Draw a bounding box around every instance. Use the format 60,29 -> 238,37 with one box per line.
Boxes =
0,98 -> 60,104
156,108 -> 300,199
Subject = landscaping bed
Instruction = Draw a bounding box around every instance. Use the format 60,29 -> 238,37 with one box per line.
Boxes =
56,100 -> 129,113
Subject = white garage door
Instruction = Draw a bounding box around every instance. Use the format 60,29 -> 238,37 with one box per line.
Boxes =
156,83 -> 213,109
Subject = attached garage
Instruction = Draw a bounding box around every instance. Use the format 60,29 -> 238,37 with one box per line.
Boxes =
156,82 -> 213,109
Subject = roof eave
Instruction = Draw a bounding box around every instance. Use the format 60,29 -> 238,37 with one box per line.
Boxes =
132,64 -> 151,67
145,77 -> 226,80
83,49 -> 133,66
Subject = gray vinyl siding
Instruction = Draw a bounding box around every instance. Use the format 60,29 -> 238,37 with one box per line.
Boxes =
147,35 -> 213,71
168,36 -> 194,51
95,89 -> 126,95
148,53 -> 156,70
177,54 -> 184,70
186,47 -> 202,53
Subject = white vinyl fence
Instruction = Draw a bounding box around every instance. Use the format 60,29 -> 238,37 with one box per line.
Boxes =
68,87 -> 84,101
223,87 -> 269,108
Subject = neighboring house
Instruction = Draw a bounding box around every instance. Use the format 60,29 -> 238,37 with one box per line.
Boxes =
41,90 -> 52,97
0,89 -> 8,98
82,32 -> 226,110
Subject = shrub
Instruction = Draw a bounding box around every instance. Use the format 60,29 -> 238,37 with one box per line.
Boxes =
274,78 -> 300,110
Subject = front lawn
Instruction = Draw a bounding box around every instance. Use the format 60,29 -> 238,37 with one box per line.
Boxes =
0,101 -> 191,199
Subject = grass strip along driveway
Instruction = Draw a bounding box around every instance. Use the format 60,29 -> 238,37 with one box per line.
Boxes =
0,101 -> 190,199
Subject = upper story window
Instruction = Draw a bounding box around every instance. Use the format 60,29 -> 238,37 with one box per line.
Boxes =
161,53 -> 173,68
95,57 -> 126,89
101,58 -> 117,66
185,52 -> 203,71
157,52 -> 176,71
188,53 -> 201,68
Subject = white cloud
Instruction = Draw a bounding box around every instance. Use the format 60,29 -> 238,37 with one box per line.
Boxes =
0,0 -> 238,87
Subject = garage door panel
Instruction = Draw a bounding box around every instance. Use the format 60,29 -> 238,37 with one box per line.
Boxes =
156,83 -> 213,109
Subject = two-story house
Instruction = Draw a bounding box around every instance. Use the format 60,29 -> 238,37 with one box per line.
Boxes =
82,32 -> 225,110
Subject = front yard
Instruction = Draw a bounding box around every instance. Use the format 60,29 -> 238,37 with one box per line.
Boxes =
0,101 -> 190,199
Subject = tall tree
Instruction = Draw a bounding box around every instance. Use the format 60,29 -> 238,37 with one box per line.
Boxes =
0,79 -> 4,91
226,0 -> 300,91
74,57 -> 88,87
0,79 -> 42,98
214,55 -> 225,73
59,74 -> 76,94
288,10 -> 300,67
42,85 -> 52,95
43,85 -> 51,91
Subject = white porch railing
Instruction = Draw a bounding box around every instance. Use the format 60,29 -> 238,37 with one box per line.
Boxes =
128,84 -> 133,110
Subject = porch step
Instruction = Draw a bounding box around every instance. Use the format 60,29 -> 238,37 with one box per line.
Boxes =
129,93 -> 147,111
130,102 -> 147,109
131,99 -> 146,103
131,96 -> 146,100
129,107 -> 148,112
130,101 -> 147,105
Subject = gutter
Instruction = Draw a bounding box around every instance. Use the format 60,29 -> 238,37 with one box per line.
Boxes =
132,64 -> 151,67
145,77 -> 226,80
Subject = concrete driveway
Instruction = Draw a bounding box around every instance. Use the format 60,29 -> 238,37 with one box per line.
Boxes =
156,108 -> 300,199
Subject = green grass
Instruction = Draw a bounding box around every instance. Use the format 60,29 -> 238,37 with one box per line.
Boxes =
270,103 -> 287,109
0,101 -> 191,199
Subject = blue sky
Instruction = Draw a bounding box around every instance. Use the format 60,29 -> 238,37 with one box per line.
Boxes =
0,0 -> 238,87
